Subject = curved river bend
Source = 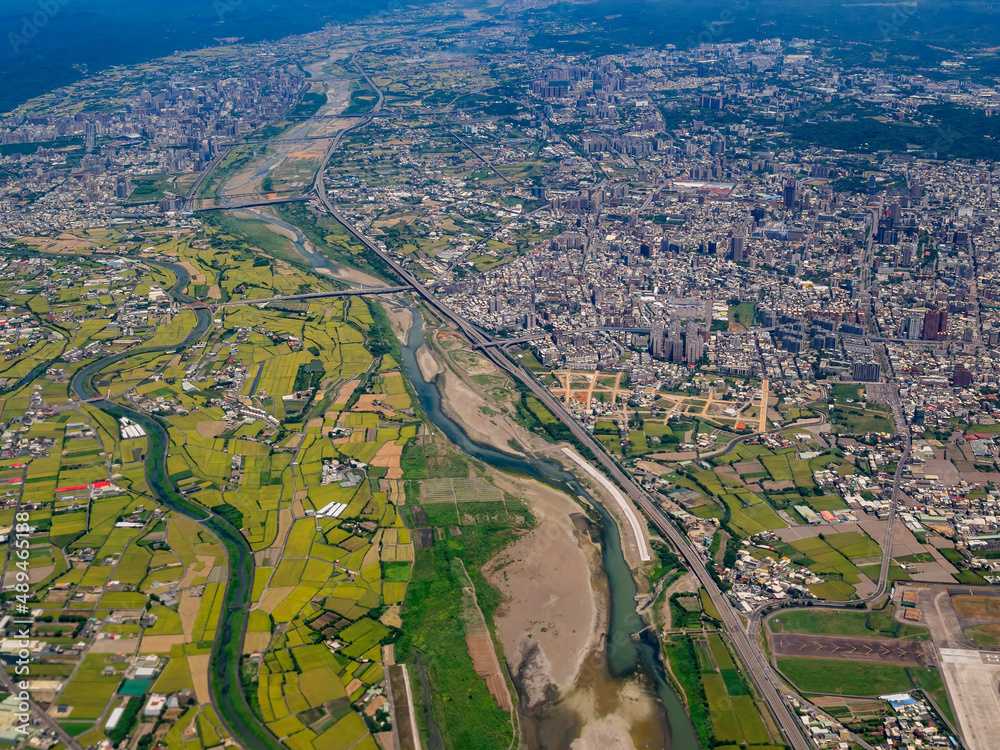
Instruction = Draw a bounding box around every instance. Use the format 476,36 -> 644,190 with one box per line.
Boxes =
70,262 -> 283,750
69,257 -> 696,749
398,308 -> 697,749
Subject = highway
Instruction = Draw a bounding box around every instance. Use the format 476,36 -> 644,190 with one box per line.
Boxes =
165,40 -> 923,750
448,130 -> 514,186
192,195 -> 309,212
311,69 -> 812,749
202,285 -> 409,309
183,57 -> 911,746
183,145 -> 235,212
190,52 -> 384,214
0,468 -> 83,749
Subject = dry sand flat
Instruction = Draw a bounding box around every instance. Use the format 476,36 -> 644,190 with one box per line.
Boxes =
437,368 -> 535,456
415,344 -> 441,382
331,262 -> 387,288
562,678 -> 666,750
427,334 -> 543,458
385,304 -> 413,341
435,343 -> 648,560
485,472 -> 600,703
570,716 -> 638,750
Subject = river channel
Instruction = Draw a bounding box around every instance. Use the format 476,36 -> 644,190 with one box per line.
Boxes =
67,253 -> 695,748
234,208 -> 354,280
397,307 -> 698,749
69,262 -> 284,750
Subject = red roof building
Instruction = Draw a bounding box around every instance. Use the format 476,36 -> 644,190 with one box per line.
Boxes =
55,485 -> 89,493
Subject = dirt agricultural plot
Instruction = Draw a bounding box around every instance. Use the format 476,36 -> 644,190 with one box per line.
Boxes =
421,477 -> 504,504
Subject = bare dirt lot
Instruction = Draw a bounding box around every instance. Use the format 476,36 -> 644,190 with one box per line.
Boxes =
195,420 -> 227,439
953,594 -> 1000,620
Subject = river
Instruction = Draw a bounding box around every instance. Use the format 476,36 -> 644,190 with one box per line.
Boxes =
69,261 -> 284,750
397,307 -> 698,749
68,251 -> 695,746
233,208 -> 357,281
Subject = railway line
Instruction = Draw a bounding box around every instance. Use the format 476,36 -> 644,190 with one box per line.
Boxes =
311,62 -> 812,749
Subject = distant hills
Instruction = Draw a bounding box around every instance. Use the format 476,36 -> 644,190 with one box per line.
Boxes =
0,0 -> 421,112
6,0 -> 1000,114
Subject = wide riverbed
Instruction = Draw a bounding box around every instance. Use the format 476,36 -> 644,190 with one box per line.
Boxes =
398,306 -> 697,749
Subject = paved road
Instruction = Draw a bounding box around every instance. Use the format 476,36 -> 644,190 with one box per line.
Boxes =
191,52 -> 384,215
203,285 -> 409,309
312,72 -> 811,749
193,195 -> 309,212
306,66 -> 912,748
759,378 -> 769,433
267,56 -> 912,750
0,469 -> 80,748
448,130 -> 513,186
0,663 -> 82,749
183,145 -> 235,212
749,375 -> 910,632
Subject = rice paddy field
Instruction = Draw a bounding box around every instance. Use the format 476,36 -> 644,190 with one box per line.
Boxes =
0,227 -> 485,749
666,632 -> 775,748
